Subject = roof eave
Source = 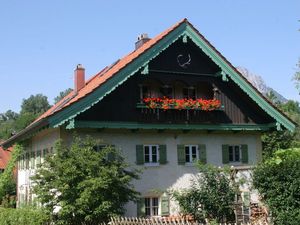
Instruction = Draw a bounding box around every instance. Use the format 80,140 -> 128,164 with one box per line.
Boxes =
0,118 -> 49,149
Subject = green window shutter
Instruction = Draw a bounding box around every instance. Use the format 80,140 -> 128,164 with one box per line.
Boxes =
177,144 -> 185,165
107,145 -> 116,161
160,194 -> 170,216
137,198 -> 145,217
136,145 -> 144,165
159,145 -> 167,165
36,150 -> 41,165
30,151 -> 35,169
222,145 -> 229,164
241,144 -> 249,164
243,192 -> 250,207
198,144 -> 207,164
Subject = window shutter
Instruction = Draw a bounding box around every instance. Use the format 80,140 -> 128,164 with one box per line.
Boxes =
36,150 -> 41,165
241,144 -> 249,164
177,145 -> 185,165
107,145 -> 116,161
136,145 -> 144,165
137,198 -> 145,217
222,145 -> 229,164
243,192 -> 250,207
160,194 -> 170,216
198,144 -> 207,164
30,151 -> 35,169
159,145 -> 167,165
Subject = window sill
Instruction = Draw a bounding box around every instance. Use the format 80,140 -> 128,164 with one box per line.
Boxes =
144,163 -> 160,167
184,162 -> 196,167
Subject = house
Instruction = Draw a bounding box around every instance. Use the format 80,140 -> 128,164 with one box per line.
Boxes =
0,146 -> 12,173
1,19 -> 295,219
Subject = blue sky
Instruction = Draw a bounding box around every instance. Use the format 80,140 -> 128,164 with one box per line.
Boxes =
0,0 -> 299,113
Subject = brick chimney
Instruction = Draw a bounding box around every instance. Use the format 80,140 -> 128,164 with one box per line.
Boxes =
135,33 -> 151,50
74,64 -> 85,93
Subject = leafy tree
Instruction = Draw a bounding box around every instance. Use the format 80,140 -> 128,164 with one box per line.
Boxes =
54,88 -> 73,104
253,148 -> 300,224
32,136 -> 139,225
20,94 -> 50,116
172,164 -> 236,223
293,59 -> 300,93
0,145 -> 22,207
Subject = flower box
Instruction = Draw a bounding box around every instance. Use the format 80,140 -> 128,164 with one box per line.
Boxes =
139,97 -> 222,111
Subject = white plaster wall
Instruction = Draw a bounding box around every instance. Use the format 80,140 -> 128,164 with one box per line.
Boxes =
65,129 -> 262,216
17,128 -> 60,206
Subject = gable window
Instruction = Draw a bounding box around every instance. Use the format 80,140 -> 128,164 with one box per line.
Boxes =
183,87 -> 196,99
145,197 -> 159,216
185,145 -> 198,163
222,144 -> 248,164
160,85 -> 173,98
144,145 -> 158,164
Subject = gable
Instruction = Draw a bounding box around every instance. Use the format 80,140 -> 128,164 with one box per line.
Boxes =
47,20 -> 294,131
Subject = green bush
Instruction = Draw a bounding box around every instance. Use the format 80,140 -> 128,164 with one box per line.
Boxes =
253,148 -> 300,224
0,207 -> 49,225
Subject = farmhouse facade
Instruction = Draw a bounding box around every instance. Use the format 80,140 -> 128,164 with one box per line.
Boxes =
1,19 -> 295,219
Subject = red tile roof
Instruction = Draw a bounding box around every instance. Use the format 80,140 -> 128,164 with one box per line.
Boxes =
34,19 -> 187,124
0,146 -> 12,169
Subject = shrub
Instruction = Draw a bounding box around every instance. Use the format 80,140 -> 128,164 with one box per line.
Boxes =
253,148 -> 300,224
0,207 -> 49,225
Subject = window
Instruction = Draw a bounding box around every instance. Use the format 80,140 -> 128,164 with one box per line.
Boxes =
136,145 -> 167,165
229,145 -> 241,162
222,144 -> 248,164
144,145 -> 159,163
160,85 -> 173,98
93,145 -> 108,152
183,87 -> 196,99
185,145 -> 198,163
145,197 -> 159,216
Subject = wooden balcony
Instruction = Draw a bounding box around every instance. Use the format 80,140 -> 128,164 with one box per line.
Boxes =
136,103 -> 227,124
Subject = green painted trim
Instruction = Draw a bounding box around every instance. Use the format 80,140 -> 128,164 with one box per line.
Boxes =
184,27 -> 295,131
69,121 -> 276,131
48,22 -> 188,128
48,21 -> 295,132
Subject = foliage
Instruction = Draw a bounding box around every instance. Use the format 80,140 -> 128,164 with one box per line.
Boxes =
54,88 -> 73,104
292,59 -> 300,93
20,94 -> 50,115
172,164 -> 236,223
0,145 -> 22,207
253,148 -> 300,224
32,136 -> 139,225
0,207 -> 49,225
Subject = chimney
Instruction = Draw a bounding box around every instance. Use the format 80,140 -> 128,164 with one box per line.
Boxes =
135,33 -> 150,50
74,64 -> 85,93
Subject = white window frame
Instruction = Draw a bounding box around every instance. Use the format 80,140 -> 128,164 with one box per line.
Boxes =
144,145 -> 159,166
228,145 -> 241,163
185,145 -> 198,164
145,197 -> 159,217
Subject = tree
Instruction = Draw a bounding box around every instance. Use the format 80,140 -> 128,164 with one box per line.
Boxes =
32,136 -> 139,224
0,145 -> 22,207
20,94 -> 50,116
293,59 -> 300,93
253,148 -> 300,224
172,164 -> 237,223
54,88 -> 73,104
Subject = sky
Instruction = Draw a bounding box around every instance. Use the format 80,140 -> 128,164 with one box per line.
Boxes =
0,0 -> 299,113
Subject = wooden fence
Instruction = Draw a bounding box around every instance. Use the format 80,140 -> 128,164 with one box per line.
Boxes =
108,217 -> 270,225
